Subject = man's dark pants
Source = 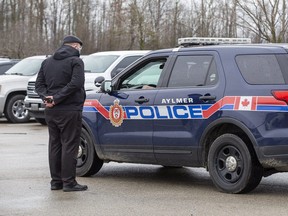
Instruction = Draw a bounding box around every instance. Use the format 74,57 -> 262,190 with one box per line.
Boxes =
45,110 -> 82,187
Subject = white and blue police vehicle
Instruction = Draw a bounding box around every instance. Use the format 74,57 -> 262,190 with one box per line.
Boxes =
77,37 -> 288,194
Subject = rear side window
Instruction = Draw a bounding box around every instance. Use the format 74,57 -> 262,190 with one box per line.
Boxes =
236,54 -> 288,84
83,55 -> 119,73
168,55 -> 218,87
0,64 -> 13,74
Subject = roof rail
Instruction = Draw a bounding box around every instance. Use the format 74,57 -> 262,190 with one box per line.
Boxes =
178,37 -> 252,47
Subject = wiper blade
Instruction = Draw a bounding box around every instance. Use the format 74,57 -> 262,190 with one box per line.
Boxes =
7,72 -> 23,75
85,70 -> 103,73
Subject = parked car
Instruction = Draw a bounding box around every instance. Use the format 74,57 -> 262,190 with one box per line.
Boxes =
0,56 -> 48,123
77,38 -> 288,194
0,59 -> 20,75
24,50 -> 150,124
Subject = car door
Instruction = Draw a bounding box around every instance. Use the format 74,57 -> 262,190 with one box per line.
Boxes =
153,51 -> 225,166
96,54 -> 170,163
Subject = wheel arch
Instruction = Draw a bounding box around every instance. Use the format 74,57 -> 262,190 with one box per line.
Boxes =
4,91 -> 30,123
4,91 -> 26,112
81,119 -> 105,160
199,117 -> 260,168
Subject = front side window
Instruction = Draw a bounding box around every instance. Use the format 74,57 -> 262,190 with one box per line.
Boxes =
119,58 -> 166,90
168,55 -> 218,87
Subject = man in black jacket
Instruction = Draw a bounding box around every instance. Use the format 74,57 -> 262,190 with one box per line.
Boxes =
35,35 -> 87,192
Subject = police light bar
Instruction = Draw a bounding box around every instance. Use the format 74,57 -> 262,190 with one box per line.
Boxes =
178,37 -> 252,46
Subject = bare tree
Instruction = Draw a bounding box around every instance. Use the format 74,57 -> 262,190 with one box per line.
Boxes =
236,0 -> 288,42
147,0 -> 168,49
2,0 -> 288,58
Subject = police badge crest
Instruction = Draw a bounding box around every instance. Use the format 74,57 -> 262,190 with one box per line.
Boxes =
109,99 -> 124,127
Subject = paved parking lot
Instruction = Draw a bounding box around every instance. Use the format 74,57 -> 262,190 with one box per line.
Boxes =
1,118 -> 288,216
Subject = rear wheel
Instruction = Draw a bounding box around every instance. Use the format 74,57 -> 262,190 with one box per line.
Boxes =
5,94 -> 30,123
76,128 -> 103,177
208,133 -> 263,194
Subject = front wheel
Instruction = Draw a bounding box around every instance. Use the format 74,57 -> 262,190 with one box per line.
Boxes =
76,128 -> 103,177
5,94 -> 30,123
208,134 -> 263,194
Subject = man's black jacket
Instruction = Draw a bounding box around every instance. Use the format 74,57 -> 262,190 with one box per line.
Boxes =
35,45 -> 86,111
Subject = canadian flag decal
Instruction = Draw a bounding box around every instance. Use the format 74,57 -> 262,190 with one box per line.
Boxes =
234,96 -> 256,111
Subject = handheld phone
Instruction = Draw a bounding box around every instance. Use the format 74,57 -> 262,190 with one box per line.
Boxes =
44,97 -> 53,103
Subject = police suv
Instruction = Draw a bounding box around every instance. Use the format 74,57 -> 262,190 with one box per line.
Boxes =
77,37 -> 288,194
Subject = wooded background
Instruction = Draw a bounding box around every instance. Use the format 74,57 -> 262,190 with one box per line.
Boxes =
1,0 -> 288,58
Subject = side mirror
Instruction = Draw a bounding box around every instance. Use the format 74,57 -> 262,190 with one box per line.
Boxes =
94,76 -> 105,87
100,80 -> 112,93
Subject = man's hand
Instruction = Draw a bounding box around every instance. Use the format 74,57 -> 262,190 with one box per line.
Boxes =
44,96 -> 55,108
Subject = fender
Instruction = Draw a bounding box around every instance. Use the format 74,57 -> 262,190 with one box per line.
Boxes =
198,117 -> 259,166
81,119 -> 106,160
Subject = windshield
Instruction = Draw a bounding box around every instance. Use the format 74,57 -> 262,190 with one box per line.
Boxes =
83,55 -> 119,73
5,58 -> 44,76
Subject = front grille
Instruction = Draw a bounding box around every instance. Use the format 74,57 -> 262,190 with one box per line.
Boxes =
27,81 -> 40,98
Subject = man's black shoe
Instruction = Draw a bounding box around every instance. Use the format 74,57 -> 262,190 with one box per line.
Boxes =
63,183 -> 88,192
51,184 -> 63,190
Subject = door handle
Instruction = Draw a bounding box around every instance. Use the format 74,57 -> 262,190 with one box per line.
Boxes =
199,95 -> 216,101
135,97 -> 149,104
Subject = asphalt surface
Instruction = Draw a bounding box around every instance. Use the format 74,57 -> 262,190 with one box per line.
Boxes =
0,118 -> 288,216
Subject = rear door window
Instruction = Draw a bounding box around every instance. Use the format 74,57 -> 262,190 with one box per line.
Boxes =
236,54 -> 288,84
168,55 -> 218,87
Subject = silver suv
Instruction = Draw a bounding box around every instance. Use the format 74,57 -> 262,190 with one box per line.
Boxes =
0,56 -> 47,123
24,50 -> 150,124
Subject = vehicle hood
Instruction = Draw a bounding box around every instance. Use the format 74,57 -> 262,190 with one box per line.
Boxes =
0,74 -> 32,84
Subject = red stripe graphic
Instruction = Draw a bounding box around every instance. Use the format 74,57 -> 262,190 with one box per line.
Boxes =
223,96 -> 236,105
234,96 -> 240,110
251,97 -> 256,110
202,99 -> 222,118
84,99 -> 127,119
84,99 -> 109,119
203,96 -> 236,118
257,96 -> 286,105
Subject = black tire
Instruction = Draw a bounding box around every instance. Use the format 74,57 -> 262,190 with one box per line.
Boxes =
35,118 -> 47,125
76,128 -> 103,177
5,94 -> 30,123
208,134 -> 263,194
